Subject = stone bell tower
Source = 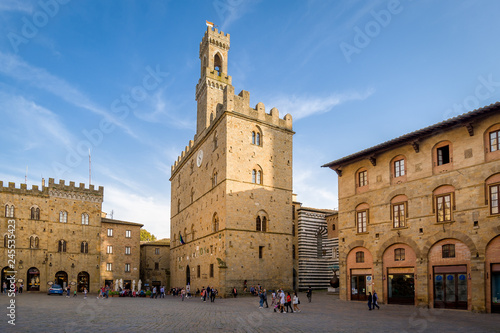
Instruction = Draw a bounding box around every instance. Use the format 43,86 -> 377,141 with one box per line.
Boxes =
195,26 -> 233,137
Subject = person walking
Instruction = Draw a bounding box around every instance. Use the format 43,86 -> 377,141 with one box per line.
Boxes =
293,292 -> 301,312
258,290 -> 264,308
263,289 -> 269,308
279,289 -> 286,313
66,285 -> 71,298
368,292 -> 373,310
210,287 -> 216,302
285,292 -> 294,313
233,286 -> 238,298
83,288 -> 88,299
271,290 -> 276,307
373,291 -> 380,310
181,288 -> 186,301
307,286 -> 312,303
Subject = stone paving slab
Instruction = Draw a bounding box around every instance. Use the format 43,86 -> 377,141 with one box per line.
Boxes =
0,292 -> 499,332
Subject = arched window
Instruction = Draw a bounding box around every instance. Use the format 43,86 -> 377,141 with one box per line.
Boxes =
213,213 -> 219,232
59,211 -> 67,223
433,185 -> 455,222
391,195 -> 408,228
212,170 -> 218,188
256,216 -> 261,231
257,170 -> 262,184
58,240 -> 67,253
30,236 -> 39,249
251,128 -> 262,146
31,207 -> 40,220
255,211 -> 268,232
355,203 -> 369,233
252,167 -> 263,185
81,213 -> 89,225
214,53 -> 222,76
81,241 -> 88,254
213,131 -> 218,150
262,216 -> 267,232
5,204 -> 14,218
356,168 -> 368,188
252,131 -> 256,144
252,169 -> 256,183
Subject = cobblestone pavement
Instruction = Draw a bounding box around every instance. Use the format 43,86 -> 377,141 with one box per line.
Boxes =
1,292 -> 500,332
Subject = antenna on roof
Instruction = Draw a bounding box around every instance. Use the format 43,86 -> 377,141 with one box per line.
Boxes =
110,210 -> 114,219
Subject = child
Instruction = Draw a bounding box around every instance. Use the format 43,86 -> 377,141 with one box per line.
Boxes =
84,288 -> 88,299
73,289 -> 77,297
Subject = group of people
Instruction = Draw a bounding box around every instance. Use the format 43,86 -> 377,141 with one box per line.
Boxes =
2,282 -> 23,294
270,289 -> 301,313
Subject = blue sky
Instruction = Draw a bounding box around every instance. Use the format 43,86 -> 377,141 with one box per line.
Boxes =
1,0 -> 500,239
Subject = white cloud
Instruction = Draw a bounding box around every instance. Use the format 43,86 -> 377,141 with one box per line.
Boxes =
0,52 -> 137,138
293,164 -> 338,210
0,93 -> 75,150
102,185 -> 170,239
267,88 -> 374,120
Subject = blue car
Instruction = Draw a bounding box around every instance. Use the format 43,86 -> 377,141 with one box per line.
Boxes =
48,284 -> 64,295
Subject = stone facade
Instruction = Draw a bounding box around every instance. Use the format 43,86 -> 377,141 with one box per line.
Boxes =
170,26 -> 294,296
140,238 -> 170,291
100,217 -> 142,290
323,102 -> 500,312
0,178 -> 103,293
296,205 -> 338,290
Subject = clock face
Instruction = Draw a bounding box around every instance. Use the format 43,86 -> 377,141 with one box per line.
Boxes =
196,150 -> 204,167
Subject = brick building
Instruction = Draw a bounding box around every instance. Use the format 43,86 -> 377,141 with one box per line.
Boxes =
1,178 -> 103,293
100,217 -> 142,290
170,26 -> 294,296
140,238 -> 170,291
323,102 -> 500,312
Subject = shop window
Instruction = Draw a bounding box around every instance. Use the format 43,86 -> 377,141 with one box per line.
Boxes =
356,251 -> 364,263
394,248 -> 405,261
442,244 -> 455,258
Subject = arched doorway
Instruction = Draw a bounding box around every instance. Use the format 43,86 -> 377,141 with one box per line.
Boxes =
486,235 -> 500,313
26,267 -> 40,291
55,271 -> 68,288
347,247 -> 373,301
186,265 -> 191,286
383,243 -> 417,305
77,272 -> 89,292
1,266 -> 15,292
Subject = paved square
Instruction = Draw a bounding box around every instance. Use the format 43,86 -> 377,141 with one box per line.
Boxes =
1,292 -> 499,332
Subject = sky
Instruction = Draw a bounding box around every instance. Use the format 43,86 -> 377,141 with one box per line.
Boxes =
1,0 -> 500,239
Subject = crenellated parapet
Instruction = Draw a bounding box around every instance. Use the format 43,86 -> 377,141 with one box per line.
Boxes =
199,27 -> 230,58
47,178 -> 104,203
0,178 -> 104,203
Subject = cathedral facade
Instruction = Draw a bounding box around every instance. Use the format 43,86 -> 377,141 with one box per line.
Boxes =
169,26 -> 294,296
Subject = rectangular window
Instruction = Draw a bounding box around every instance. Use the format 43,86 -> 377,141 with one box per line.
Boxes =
292,244 -> 296,259
106,263 -> 112,271
259,246 -> 264,259
125,230 -> 131,238
155,248 -> 160,255
107,245 -> 113,254
393,203 -> 406,228
210,263 -> 214,278
394,159 -> 405,177
490,130 -> 500,152
356,251 -> 364,263
197,265 -> 201,278
436,194 -> 452,222
125,246 -> 131,255
125,264 -> 130,272
357,211 -> 367,233
442,244 -> 455,258
154,262 -> 159,270
437,146 -> 450,165
107,228 -> 113,237
394,248 -> 405,261
292,206 -> 295,220
358,171 -> 367,187
490,184 -> 499,215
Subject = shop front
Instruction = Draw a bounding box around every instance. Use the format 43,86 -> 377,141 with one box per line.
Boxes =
27,267 -> 40,291
491,264 -> 500,313
55,271 -> 68,289
77,272 -> 89,292
387,270 -> 415,305
433,265 -> 467,310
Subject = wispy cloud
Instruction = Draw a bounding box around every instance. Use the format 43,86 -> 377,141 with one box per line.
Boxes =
0,52 -> 137,137
217,0 -> 258,31
133,88 -> 195,130
102,185 -> 170,238
0,0 -> 34,13
0,93 -> 74,150
267,88 -> 374,120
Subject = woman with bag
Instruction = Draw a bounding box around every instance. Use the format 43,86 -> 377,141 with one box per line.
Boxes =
293,292 -> 301,312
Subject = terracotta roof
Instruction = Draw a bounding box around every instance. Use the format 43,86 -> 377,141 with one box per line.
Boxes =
322,102 -> 500,170
101,217 -> 144,227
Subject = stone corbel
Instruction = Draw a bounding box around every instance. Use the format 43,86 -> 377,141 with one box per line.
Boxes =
465,123 -> 474,136
369,156 -> 376,166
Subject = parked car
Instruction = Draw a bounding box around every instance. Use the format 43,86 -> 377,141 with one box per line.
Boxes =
48,284 -> 64,295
